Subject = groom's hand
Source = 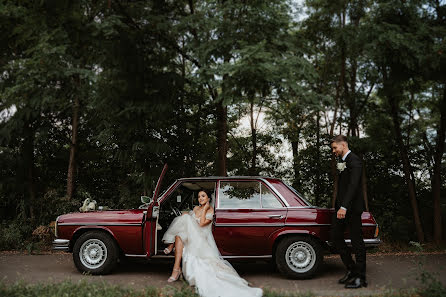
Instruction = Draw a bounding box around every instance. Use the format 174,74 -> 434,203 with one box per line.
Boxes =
337,208 -> 346,219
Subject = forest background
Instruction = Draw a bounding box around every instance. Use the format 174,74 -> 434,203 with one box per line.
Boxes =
0,0 -> 445,250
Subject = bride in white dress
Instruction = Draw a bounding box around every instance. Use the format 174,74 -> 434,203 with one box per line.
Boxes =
162,190 -> 263,297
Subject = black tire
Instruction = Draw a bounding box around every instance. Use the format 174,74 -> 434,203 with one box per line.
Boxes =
73,231 -> 119,275
275,235 -> 323,279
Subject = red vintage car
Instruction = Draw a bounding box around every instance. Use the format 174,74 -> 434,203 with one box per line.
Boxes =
53,166 -> 380,279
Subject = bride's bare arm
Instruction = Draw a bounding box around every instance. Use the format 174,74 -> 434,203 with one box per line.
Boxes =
199,203 -> 213,227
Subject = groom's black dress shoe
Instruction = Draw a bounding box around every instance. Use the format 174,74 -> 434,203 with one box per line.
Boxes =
338,271 -> 355,284
345,277 -> 367,289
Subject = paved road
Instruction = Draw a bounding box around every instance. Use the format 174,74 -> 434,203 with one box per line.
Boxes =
1,252 -> 445,296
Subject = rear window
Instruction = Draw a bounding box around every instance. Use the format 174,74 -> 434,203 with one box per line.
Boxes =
267,179 -> 311,207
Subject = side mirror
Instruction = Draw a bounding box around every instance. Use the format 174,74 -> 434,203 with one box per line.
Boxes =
140,196 -> 153,204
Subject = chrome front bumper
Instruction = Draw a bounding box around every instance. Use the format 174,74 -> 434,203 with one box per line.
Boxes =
52,239 -> 70,251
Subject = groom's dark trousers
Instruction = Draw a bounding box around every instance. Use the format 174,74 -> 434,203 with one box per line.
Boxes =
330,152 -> 366,279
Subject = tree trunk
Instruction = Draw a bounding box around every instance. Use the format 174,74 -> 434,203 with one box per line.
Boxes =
432,83 -> 446,243
348,115 -> 358,137
291,140 -> 300,189
24,122 -> 36,220
216,101 -> 227,176
330,69 -> 341,208
193,100 -> 202,173
143,167 -> 149,197
331,154 -> 338,209
359,153 -> 369,212
249,101 -> 257,175
388,93 -> 425,243
315,111 -> 321,206
215,0 -> 230,176
66,90 -> 80,200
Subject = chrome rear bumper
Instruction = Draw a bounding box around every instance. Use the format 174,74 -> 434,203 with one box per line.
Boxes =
52,239 -> 70,251
346,238 -> 381,247
327,238 -> 381,248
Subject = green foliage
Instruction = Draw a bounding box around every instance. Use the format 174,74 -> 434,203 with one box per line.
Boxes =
414,243 -> 446,297
0,219 -> 33,250
418,269 -> 446,297
0,280 -> 196,297
0,280 -> 316,297
0,280 -> 443,297
0,0 -> 445,248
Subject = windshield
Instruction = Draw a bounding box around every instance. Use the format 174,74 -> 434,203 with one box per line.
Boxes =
285,183 -> 313,207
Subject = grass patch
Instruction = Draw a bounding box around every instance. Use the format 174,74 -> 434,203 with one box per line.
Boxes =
0,280 -> 317,297
0,280 -> 194,297
1,280 -> 445,297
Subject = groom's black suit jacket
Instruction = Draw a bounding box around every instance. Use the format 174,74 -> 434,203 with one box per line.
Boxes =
336,152 -> 365,214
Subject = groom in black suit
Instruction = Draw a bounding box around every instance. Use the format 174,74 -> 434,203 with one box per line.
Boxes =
330,135 -> 367,288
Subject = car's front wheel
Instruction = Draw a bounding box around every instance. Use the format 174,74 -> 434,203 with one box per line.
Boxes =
275,235 -> 322,279
73,231 -> 119,275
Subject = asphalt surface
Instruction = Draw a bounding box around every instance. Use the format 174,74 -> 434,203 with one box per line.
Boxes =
1,251 -> 445,296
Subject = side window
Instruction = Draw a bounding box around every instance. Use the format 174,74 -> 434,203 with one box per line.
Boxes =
162,181 -> 216,211
218,181 -> 261,209
261,183 -> 283,208
163,184 -> 195,211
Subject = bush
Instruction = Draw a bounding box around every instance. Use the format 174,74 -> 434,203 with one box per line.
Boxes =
418,270 -> 446,297
0,220 -> 33,250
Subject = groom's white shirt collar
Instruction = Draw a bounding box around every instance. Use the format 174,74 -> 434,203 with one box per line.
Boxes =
342,150 -> 351,161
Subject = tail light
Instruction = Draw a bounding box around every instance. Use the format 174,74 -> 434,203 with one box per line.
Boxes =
374,224 -> 379,238
54,216 -> 60,237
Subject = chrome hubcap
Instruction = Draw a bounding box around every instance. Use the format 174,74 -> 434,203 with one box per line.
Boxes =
285,241 -> 316,273
80,239 -> 107,269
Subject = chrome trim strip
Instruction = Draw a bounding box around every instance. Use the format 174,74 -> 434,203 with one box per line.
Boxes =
362,223 -> 378,227
125,254 -> 147,258
52,239 -> 70,251
285,223 -> 377,227
215,223 -> 375,227
152,255 -> 175,259
215,223 -> 284,227
346,238 -> 381,245
223,255 -> 272,259
326,238 -> 381,246
58,223 -> 141,226
285,223 -> 331,227
215,207 -> 287,210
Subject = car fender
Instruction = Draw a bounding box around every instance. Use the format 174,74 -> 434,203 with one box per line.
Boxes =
269,228 -> 323,253
71,226 -> 118,251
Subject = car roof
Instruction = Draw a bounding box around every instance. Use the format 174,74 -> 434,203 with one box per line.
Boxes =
178,176 -> 279,181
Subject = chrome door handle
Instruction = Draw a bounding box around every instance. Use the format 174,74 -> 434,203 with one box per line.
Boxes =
268,215 -> 284,219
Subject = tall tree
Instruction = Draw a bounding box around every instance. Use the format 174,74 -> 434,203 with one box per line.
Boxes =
365,0 -> 432,242
423,0 -> 446,243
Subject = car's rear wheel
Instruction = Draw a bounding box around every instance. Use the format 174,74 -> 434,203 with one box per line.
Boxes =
275,235 -> 322,279
73,231 -> 119,275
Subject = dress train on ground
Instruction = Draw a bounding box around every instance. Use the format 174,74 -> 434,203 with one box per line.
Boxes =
162,211 -> 262,297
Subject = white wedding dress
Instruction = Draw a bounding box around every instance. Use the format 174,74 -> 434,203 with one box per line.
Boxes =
162,210 -> 263,297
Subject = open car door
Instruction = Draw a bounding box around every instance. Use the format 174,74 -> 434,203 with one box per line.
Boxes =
143,164 -> 168,257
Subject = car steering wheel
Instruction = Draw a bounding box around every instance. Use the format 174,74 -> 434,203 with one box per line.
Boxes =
171,207 -> 182,217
